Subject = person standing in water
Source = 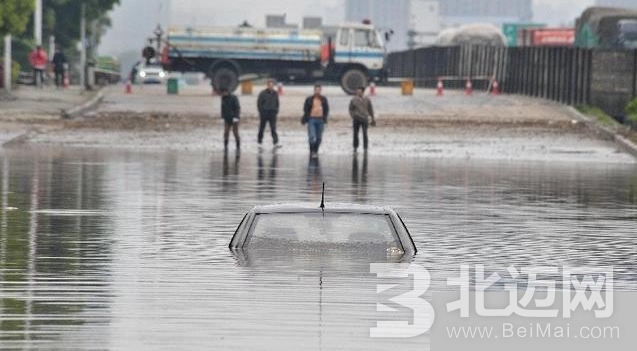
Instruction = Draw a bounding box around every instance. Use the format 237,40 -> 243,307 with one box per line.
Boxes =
302,84 -> 329,158
220,87 -> 241,152
349,86 -> 376,153
256,79 -> 281,150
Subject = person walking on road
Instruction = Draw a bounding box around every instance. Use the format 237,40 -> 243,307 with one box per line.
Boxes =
303,84 -> 329,158
51,46 -> 67,88
257,79 -> 280,150
349,86 -> 376,153
220,87 -> 241,152
29,46 -> 48,88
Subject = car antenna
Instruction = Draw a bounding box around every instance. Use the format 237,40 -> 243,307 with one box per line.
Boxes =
320,182 -> 325,212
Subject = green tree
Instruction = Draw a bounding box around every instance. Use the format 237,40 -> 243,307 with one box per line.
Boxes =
25,0 -> 119,53
0,0 -> 35,36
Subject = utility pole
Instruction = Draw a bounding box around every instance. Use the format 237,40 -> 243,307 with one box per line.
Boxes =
80,3 -> 86,90
154,24 -> 164,57
3,35 -> 11,92
34,0 -> 42,46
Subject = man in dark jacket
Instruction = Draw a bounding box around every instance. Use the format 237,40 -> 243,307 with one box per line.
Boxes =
220,88 -> 241,152
349,86 -> 376,152
51,47 -> 67,88
257,79 -> 280,150
303,84 -> 329,158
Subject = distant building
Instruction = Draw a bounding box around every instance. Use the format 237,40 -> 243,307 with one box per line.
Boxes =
303,17 -> 323,30
345,0 -> 440,51
595,0 -> 637,9
439,0 -> 533,29
266,14 -> 298,29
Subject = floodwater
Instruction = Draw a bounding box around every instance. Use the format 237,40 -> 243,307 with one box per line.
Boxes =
0,146 -> 636,350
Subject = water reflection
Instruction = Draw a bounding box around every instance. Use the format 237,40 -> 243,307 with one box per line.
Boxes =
352,153 -> 368,200
0,147 -> 636,350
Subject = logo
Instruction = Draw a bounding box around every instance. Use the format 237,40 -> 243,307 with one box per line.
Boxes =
370,263 -> 435,338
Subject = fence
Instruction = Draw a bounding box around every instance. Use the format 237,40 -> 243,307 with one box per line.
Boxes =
387,46 -> 637,118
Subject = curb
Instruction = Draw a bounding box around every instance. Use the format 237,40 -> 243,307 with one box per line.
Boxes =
61,88 -> 104,119
565,106 -> 637,159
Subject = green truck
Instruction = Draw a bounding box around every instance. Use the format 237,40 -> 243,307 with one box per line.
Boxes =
93,55 -> 122,85
575,7 -> 637,49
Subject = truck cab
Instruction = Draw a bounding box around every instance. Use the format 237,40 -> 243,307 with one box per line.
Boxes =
617,19 -> 637,49
333,23 -> 387,94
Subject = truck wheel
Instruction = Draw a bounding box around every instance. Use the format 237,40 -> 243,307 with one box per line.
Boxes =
212,67 -> 239,92
341,69 -> 367,95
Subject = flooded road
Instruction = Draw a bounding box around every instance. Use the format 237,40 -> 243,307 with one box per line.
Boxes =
0,146 -> 636,350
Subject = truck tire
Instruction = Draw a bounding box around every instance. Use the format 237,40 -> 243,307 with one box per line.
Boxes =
340,69 -> 367,95
212,67 -> 239,92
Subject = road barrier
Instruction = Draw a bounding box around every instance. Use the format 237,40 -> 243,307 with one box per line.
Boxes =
387,45 -> 637,118
465,78 -> 473,95
241,81 -> 253,95
401,79 -> 414,95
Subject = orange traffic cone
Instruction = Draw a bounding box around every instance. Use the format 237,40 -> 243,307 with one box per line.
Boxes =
369,82 -> 376,96
63,71 -> 70,89
436,78 -> 444,96
491,78 -> 501,95
125,79 -> 132,94
465,78 -> 473,96
277,82 -> 283,95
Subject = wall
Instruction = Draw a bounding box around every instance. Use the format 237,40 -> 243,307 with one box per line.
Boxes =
387,46 -> 637,117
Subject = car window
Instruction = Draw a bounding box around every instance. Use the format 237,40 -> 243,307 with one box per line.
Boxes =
246,213 -> 400,250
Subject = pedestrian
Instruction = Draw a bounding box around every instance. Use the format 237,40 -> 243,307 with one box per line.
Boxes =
28,46 -> 48,88
220,87 -> 241,152
303,84 -> 329,158
51,46 -> 67,88
349,86 -> 376,153
257,79 -> 281,150
130,61 -> 141,84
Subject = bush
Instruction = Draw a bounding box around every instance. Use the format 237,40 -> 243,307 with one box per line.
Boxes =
11,61 -> 20,83
626,97 -> 637,116
576,105 -> 618,127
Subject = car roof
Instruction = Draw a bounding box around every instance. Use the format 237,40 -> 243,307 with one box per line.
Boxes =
252,203 -> 394,215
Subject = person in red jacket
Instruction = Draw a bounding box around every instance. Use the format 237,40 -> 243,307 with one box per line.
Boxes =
29,46 -> 48,88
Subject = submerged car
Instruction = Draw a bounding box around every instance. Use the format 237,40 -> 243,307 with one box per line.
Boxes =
229,203 -> 417,256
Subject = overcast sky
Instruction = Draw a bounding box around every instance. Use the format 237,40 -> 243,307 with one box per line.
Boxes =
100,0 -> 596,56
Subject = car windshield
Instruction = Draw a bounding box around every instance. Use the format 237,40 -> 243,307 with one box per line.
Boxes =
245,212 -> 401,251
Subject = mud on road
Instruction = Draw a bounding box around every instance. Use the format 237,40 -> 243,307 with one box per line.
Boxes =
2,84 -> 635,163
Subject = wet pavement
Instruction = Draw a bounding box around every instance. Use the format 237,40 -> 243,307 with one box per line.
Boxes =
0,145 -> 636,350
19,83 -> 635,163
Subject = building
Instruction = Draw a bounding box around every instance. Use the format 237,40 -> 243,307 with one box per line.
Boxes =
345,0 -> 439,51
303,17 -> 323,30
595,0 -> 637,9
439,0 -> 532,29
266,14 -> 298,29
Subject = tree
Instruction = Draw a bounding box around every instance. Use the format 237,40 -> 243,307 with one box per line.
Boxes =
0,0 -> 35,36
26,0 -> 120,53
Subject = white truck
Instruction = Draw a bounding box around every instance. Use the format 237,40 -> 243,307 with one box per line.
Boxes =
158,21 -> 388,94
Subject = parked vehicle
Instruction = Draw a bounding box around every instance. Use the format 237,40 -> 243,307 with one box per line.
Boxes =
575,6 -> 637,49
229,203 -> 417,256
158,21 -> 388,94
93,56 -> 122,85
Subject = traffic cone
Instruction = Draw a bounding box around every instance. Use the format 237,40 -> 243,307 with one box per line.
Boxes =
436,78 -> 444,96
465,78 -> 473,96
491,78 -> 501,95
63,71 -> 70,89
125,79 -> 132,94
369,82 -> 376,96
277,82 -> 283,95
